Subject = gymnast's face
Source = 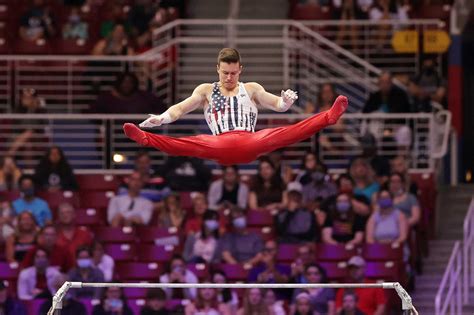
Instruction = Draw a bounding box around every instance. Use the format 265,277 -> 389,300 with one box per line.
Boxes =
217,62 -> 242,91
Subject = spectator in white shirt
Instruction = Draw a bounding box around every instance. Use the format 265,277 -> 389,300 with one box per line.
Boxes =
107,172 -> 153,227
91,241 -> 114,282
17,247 -> 61,300
208,165 -> 249,210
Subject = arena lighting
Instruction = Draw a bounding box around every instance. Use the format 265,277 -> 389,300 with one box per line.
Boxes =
112,153 -> 126,163
47,281 -> 419,315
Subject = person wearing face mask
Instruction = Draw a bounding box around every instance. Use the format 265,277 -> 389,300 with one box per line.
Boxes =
217,207 -> 264,265
67,246 -> 105,299
62,6 -> 88,40
17,247 -> 61,300
12,175 -> 52,227
322,193 -> 366,246
365,188 -> 408,248
159,254 -> 198,300
388,173 -> 421,227
93,286 -> 133,315
301,164 -> 337,206
183,210 -> 221,263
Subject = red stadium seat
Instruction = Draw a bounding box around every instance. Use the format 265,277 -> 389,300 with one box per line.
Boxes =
14,39 -> 53,55
0,190 -> 20,202
79,190 -> 115,209
362,243 -> 403,262
75,208 -> 105,227
75,174 -> 122,191
187,263 -> 210,281
115,262 -> 162,281
318,262 -> 349,282
135,226 -> 181,246
317,244 -> 358,262
93,226 -> 136,243
179,192 -> 194,210
136,244 -> 176,263
246,209 -> 274,227
0,37 -> 11,54
215,264 -> 249,281
291,4 -> 333,20
247,226 -> 275,242
37,190 -> 80,210
53,39 -> 93,55
123,287 -> 147,299
276,244 -> 301,263
0,262 -> 19,280
103,243 -> 137,262
24,299 -> 48,315
365,261 -> 401,282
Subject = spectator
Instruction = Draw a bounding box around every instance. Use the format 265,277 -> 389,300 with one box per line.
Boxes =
17,247 -> 61,300
157,193 -> 186,229
359,133 -> 391,183
275,190 -> 319,243
338,290 -> 365,315
91,241 -> 114,282
12,175 -> 52,227
264,289 -> 286,315
56,202 -> 93,260
248,240 -> 290,285
0,280 -> 27,315
39,273 -> 87,315
99,3 -> 129,38
407,77 -> 432,113
68,246 -> 104,299
183,210 -> 220,263
218,207 -> 264,265
335,256 -> 386,315
293,151 -> 321,186
317,83 -> 337,112
5,211 -> 38,264
289,244 -> 316,284
21,224 -> 75,273
0,156 -> 22,191
128,0 -> 160,37
390,155 -> 418,195
92,23 -> 134,56
184,287 -> 232,315
268,150 -> 293,185
162,157 -> 212,192
159,254 -> 198,300
249,157 -> 286,210
107,172 -> 153,227
62,6 -> 88,40
0,200 -> 14,247
293,264 -> 336,315
292,291 -> 314,315
92,72 -> 166,114
19,0 -> 56,41
208,165 -> 249,210
301,162 -> 337,206
416,58 -> 446,106
366,188 -> 408,247
211,270 -> 239,312
92,286 -> 133,315
349,158 -> 379,201
33,146 -> 79,191
332,174 -> 371,216
388,173 -> 421,227
322,193 -> 366,246
363,72 -> 410,113
237,288 -> 273,315
140,288 -> 170,315
184,193 -> 213,235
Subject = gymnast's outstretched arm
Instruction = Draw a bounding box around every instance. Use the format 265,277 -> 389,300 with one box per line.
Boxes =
139,83 -> 210,128
248,82 -> 298,112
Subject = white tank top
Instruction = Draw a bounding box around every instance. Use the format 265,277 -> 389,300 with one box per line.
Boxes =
204,82 -> 258,135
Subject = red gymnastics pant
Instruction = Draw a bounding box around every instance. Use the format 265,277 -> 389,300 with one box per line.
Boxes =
124,95 -> 348,165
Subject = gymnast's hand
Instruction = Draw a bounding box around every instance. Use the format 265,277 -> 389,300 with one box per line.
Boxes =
139,114 -> 163,128
280,89 -> 298,110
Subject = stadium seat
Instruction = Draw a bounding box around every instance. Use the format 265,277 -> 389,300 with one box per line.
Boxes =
178,192 -> 194,210
187,263 -> 210,280
0,190 -> 20,202
115,262 -> 162,281
127,299 -> 144,314
75,208 -> 105,227
362,243 -> 403,262
318,262 -> 349,282
24,299 -> 47,315
276,244 -> 301,263
14,39 -> 53,55
123,287 -> 147,299
103,243 -> 137,262
79,190 -> 115,209
246,209 -> 274,227
0,262 -> 19,280
75,174 -> 122,191
291,3 -> 332,20
93,226 -> 136,243
78,299 -> 95,315
317,244 -> 358,262
136,244 -> 176,263
247,226 -> 275,241
135,226 -> 181,246
215,264 -> 249,281
37,190 -> 80,210
365,261 -> 401,282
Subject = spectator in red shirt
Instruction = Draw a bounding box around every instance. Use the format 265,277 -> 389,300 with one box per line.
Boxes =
184,193 -> 226,235
21,224 -> 74,273
335,256 -> 386,315
56,202 -> 93,260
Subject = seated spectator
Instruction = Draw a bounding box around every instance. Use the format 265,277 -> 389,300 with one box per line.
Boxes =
337,290 -> 365,315
183,210 -> 220,263
99,3 -> 130,38
12,175 -> 52,227
91,241 -> 114,282
185,287 -> 232,315
68,246 -> 104,299
264,289 -> 286,315
107,172 -> 153,227
0,156 -> 22,191
19,0 -> 56,41
366,188 -> 408,247
237,288 -> 273,315
17,247 -> 61,300
332,174 -> 371,216
39,273 -> 87,315
92,72 -> 166,114
157,193 -> 186,229
159,254 -> 198,300
21,224 -> 75,273
162,157 -> 212,192
5,211 -> 37,264
33,146 -> 79,191
293,151 -> 321,186
322,193 -> 366,246
349,158 -> 380,202
208,165 -> 249,210
317,83 -> 337,112
211,270 -> 239,311
407,77 -> 432,113
0,200 -> 14,247
56,202 -> 93,260
218,207 -> 264,265
301,161 -> 337,208
293,264 -> 335,315
0,280 -> 27,315
140,288 -> 170,315
359,133 -> 391,184
92,23 -> 134,56
336,256 -> 386,315
62,6 -> 88,40
388,173 -> 421,227
184,193 -> 212,235
92,286 -> 133,315
268,150 -> 293,185
248,240 -> 290,285
363,72 -> 410,113
128,0 -> 160,38
275,190 -> 318,243
289,244 -> 316,284
416,58 -> 446,106
249,157 -> 286,210
292,292 -> 314,315
390,155 -> 418,195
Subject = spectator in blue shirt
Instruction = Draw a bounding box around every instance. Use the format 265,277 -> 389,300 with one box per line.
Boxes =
12,175 -> 52,227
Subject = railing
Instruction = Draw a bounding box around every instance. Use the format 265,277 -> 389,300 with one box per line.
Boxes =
464,198 -> 474,304
0,112 -> 448,173
435,241 -> 463,315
